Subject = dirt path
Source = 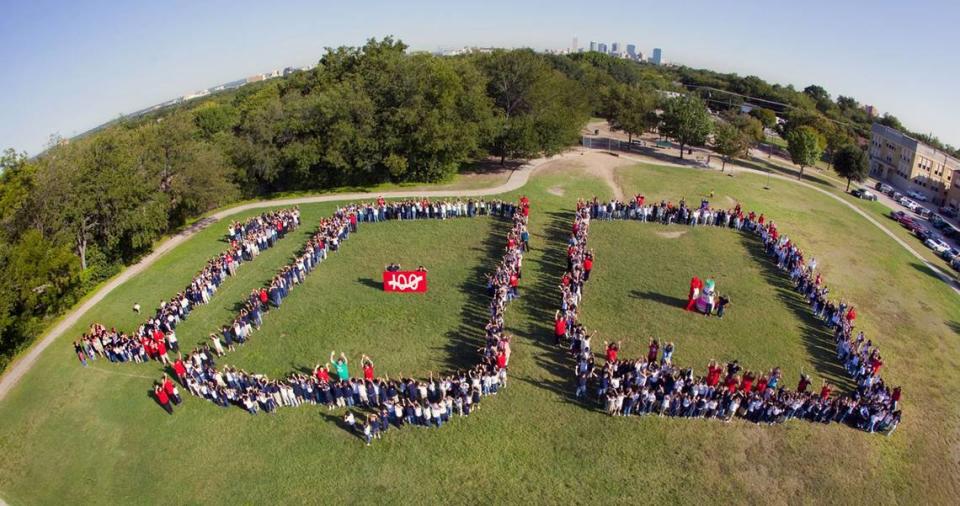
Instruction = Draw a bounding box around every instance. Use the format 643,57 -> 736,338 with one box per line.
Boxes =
0,157 -> 550,402
531,150 -> 627,200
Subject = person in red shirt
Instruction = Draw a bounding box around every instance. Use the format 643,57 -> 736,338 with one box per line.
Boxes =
162,374 -> 181,405
495,350 -> 507,370
155,339 -> 169,366
604,340 -> 620,362
314,363 -> 330,383
583,254 -> 594,281
154,384 -> 173,415
172,355 -> 187,383
509,272 -> 519,300
725,374 -> 739,394
647,338 -> 659,363
686,276 -> 702,311
820,381 -> 832,400
797,373 -> 811,393
554,310 -> 567,346
846,306 -> 857,323
741,371 -> 755,393
361,355 -> 375,381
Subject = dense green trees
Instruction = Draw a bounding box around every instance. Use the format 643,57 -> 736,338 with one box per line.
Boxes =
0,39 -> 598,367
601,84 -> 658,143
660,95 -> 713,159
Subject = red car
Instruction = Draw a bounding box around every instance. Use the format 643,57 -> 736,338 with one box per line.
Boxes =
898,214 -> 914,227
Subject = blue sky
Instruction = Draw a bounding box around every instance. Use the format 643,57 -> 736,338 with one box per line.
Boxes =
1,0 -> 958,155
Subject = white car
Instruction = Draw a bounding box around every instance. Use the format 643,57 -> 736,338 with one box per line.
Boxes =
908,191 -> 928,202
925,238 -> 950,253
900,198 -> 918,210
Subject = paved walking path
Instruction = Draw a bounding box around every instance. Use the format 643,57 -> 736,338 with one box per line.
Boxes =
0,158 -> 545,403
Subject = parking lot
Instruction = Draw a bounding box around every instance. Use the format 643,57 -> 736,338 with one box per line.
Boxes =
860,177 -> 960,270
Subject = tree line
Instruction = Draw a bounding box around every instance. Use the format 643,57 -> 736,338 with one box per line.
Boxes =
0,40 -> 898,370
0,38 -> 594,369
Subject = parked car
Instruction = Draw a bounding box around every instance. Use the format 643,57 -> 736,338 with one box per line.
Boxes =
939,206 -> 958,218
890,210 -> 905,221
941,248 -> 960,261
875,182 -> 894,194
926,238 -> 950,254
931,214 -> 948,228
944,224 -> 960,239
892,191 -> 903,201
907,190 -> 928,201
907,221 -> 926,234
900,197 -> 918,210
952,256 -> 960,271
917,207 -> 933,219
898,215 -> 915,228
851,188 -> 878,201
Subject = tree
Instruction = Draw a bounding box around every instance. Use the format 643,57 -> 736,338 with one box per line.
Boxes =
749,107 -> 777,129
712,121 -> 749,171
729,113 -> 764,145
481,49 -> 588,164
786,125 -> 824,180
603,84 -> 657,143
833,144 -> 869,191
659,95 -> 712,160
878,113 -> 903,131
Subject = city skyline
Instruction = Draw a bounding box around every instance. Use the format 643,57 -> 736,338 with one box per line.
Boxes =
2,0 -> 959,155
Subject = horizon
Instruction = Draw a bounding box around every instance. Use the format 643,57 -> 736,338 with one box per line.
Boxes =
2,0 -> 958,155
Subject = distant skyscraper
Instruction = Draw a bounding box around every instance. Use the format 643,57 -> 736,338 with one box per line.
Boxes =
572,36 -> 578,52
652,48 -> 662,65
589,41 -> 597,52
626,44 -> 637,59
598,42 -> 607,53
611,42 -> 620,55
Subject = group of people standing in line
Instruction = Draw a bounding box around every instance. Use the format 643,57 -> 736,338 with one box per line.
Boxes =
555,195 -> 902,435
79,195 -> 529,445
73,208 -> 301,367
159,197 -> 530,445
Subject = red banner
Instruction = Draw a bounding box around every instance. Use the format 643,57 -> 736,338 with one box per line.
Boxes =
383,271 -> 428,292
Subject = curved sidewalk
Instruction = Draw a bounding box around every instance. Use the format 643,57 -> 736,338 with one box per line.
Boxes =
0,158 -> 545,402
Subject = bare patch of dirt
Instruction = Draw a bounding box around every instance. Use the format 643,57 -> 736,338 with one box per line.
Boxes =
656,230 -> 688,239
547,186 -> 565,196
535,151 -> 629,200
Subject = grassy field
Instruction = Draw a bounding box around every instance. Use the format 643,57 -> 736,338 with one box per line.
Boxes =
581,224 -> 848,389
0,160 -> 958,504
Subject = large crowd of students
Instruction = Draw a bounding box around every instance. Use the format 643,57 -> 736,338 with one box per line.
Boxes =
73,208 -> 301,367
81,195 -> 529,445
556,195 -> 902,435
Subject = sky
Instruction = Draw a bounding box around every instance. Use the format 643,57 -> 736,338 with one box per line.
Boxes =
2,0 -> 958,155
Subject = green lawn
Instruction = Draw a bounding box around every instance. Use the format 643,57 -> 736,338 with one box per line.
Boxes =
581,224 -> 847,388
0,161 -> 958,504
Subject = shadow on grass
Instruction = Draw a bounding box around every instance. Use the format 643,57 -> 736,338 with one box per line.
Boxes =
631,290 -> 687,309
509,210 -> 596,405
737,232 -> 853,390
946,320 -> 960,336
738,156 -> 835,188
318,411 -> 363,441
439,216 -> 512,373
911,262 -> 959,285
356,277 -> 383,290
